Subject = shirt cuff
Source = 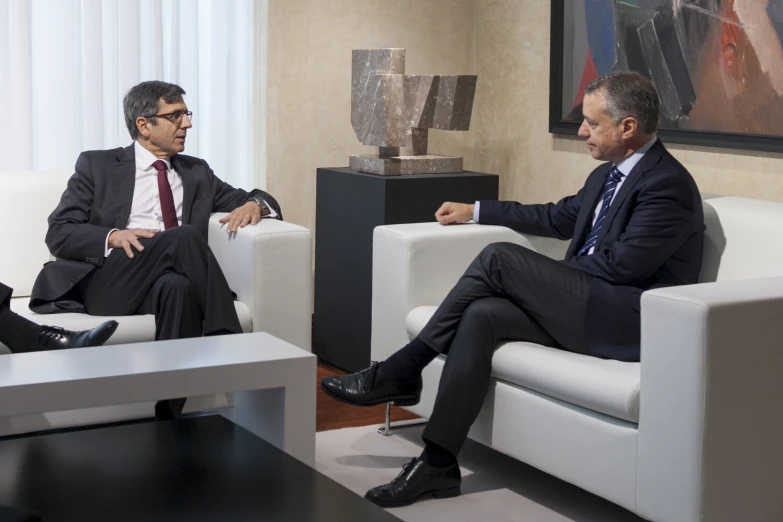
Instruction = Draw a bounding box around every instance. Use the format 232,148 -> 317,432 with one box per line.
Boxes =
261,199 -> 278,219
105,229 -> 119,257
472,201 -> 481,223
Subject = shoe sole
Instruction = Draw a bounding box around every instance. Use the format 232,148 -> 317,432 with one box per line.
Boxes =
365,485 -> 461,507
319,380 -> 420,408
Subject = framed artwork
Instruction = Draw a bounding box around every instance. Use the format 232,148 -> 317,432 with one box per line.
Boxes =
549,0 -> 783,153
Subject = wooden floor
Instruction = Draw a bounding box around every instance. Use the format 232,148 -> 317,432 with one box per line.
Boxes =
316,361 -> 420,432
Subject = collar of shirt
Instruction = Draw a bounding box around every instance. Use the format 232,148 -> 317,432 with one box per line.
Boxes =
134,141 -> 172,172
614,136 -> 658,177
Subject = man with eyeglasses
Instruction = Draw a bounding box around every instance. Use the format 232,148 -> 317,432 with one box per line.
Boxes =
29,81 -> 282,419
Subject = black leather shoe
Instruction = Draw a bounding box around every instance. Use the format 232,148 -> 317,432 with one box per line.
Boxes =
365,457 -> 461,507
37,320 -> 119,350
320,362 -> 422,407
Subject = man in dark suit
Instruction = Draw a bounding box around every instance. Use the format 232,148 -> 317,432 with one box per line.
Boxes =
0,282 -> 117,353
30,80 -> 282,417
321,72 -> 705,507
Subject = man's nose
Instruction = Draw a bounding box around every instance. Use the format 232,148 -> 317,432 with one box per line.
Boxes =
181,114 -> 193,129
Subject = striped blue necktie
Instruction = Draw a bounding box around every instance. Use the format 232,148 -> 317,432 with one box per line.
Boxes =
577,166 -> 625,256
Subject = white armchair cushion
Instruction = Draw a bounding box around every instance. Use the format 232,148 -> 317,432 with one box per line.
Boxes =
407,305 -> 641,423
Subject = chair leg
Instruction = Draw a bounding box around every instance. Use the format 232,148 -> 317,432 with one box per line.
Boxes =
379,403 -> 392,436
377,402 -> 428,436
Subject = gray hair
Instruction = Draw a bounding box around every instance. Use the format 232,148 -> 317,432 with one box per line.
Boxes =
584,72 -> 660,135
123,81 -> 186,139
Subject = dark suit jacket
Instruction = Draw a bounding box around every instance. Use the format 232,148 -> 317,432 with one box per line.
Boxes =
30,144 -> 282,313
478,140 -> 704,361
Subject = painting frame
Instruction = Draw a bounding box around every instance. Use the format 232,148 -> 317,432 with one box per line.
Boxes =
548,0 -> 783,154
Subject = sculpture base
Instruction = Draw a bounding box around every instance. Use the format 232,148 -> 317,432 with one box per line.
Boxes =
349,154 -> 463,176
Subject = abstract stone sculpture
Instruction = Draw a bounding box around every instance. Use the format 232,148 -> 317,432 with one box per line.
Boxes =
350,48 -> 477,175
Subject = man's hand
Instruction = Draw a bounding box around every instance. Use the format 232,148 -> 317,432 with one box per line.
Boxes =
108,229 -> 160,259
435,202 -> 475,225
219,201 -> 263,234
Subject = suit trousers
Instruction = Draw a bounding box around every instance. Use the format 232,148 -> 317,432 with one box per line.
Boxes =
83,225 -> 242,340
0,283 -> 43,353
0,282 -> 11,308
417,242 -> 593,456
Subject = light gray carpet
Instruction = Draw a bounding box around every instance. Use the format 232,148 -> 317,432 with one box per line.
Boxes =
315,424 -> 647,522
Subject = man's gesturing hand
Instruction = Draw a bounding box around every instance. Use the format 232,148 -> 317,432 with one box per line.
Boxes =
219,201 -> 264,234
435,202 -> 475,225
108,229 -> 160,259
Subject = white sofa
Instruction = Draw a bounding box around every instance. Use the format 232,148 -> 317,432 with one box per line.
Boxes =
0,170 -> 312,433
371,195 -> 783,522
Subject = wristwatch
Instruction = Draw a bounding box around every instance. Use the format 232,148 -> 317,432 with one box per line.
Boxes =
252,197 -> 271,216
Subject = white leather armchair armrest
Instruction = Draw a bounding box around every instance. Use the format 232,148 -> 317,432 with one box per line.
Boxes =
208,214 -> 312,352
637,277 -> 783,522
371,222 -> 568,361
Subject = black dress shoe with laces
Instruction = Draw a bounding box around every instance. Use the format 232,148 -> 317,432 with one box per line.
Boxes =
365,457 -> 461,507
36,320 -> 119,350
320,361 -> 422,407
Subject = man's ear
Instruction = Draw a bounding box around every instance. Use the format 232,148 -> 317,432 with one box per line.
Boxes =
136,117 -> 152,138
621,117 -> 638,140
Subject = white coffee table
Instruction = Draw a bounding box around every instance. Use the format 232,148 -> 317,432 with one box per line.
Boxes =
0,332 -> 316,465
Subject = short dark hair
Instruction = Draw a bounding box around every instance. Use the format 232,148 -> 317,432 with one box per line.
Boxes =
123,81 -> 186,139
584,72 -> 660,135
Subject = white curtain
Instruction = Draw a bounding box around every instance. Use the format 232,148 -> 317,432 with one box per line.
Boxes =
0,0 -> 263,189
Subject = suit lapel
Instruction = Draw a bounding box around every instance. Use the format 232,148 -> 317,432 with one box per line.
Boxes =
172,155 -> 196,225
592,140 -> 667,249
112,144 -> 136,229
566,164 -> 611,259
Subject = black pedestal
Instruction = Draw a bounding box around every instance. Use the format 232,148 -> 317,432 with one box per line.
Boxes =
314,167 -> 499,372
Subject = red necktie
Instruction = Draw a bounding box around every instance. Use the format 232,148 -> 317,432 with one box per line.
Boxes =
153,160 -> 179,230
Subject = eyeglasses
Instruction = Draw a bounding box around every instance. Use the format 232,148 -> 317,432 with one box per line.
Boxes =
150,110 -> 193,125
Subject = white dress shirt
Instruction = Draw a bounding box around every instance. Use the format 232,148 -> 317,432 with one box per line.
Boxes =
473,136 -> 658,255
128,141 -> 185,229
104,142 -> 184,256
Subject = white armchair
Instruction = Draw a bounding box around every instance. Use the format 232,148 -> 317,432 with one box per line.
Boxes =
371,196 -> 783,522
0,170 -> 312,434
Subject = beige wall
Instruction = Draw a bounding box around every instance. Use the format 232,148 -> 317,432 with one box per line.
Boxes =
266,0 -> 475,230
468,1 -> 783,205
267,0 -> 783,233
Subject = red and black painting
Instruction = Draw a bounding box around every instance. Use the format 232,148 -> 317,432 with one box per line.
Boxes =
550,0 -> 783,152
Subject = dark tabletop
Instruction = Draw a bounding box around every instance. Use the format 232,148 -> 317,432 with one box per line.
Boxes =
0,415 -> 402,522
